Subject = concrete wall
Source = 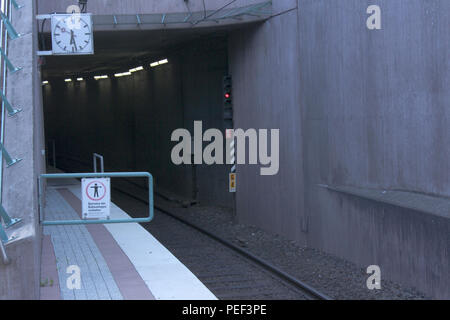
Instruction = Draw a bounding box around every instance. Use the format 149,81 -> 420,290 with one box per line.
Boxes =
299,0 -> 450,198
0,1 -> 45,299
297,0 -> 449,299
229,0 -> 449,298
43,37 -> 233,207
229,0 -> 306,244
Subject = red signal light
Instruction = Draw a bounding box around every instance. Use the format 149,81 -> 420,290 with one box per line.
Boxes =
224,93 -> 231,99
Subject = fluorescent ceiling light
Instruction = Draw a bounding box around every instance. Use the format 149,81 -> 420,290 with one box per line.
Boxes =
115,72 -> 132,78
65,78 -> 72,82
94,75 -> 109,80
77,77 -> 84,81
151,58 -> 168,68
130,66 -> 144,73
42,80 -> 48,85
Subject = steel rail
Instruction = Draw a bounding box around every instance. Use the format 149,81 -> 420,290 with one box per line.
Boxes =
53,154 -> 331,298
115,186 -> 332,300
53,153 -> 331,298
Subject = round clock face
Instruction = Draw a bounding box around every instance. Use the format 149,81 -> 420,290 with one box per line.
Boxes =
53,16 -> 92,53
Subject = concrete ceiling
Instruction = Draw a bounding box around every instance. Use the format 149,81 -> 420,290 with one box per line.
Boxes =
40,23 -> 254,78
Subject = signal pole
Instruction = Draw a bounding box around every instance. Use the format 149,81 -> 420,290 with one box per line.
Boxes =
223,75 -> 236,217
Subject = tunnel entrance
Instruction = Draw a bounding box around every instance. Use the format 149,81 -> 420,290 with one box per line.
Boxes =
41,26 -> 243,209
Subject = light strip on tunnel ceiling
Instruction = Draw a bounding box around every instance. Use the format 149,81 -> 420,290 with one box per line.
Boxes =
115,71 -> 132,78
94,75 -> 109,80
65,78 -> 72,82
130,66 -> 144,73
77,77 -> 84,81
150,58 -> 169,68
42,80 -> 48,85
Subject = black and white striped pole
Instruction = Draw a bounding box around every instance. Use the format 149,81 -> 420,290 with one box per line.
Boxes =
227,129 -> 236,193
223,75 -> 235,194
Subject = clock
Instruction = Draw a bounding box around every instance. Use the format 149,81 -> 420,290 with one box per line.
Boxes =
51,14 -> 94,55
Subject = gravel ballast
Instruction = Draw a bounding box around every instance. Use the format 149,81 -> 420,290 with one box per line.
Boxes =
155,197 -> 428,300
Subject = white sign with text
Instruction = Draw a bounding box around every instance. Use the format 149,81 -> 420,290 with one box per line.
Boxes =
81,178 -> 110,219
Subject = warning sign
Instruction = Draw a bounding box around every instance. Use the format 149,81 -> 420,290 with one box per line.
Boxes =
229,173 -> 236,193
82,178 -> 111,219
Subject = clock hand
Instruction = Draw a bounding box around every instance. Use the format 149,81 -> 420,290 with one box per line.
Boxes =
69,30 -> 78,51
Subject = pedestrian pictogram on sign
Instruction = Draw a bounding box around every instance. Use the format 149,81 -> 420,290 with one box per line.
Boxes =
229,173 -> 236,193
82,178 -> 110,219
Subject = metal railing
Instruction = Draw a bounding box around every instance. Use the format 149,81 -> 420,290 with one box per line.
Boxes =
0,0 -> 23,264
93,153 -> 104,173
39,172 -> 154,226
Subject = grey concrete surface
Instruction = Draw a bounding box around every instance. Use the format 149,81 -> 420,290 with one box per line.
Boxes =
0,1 -> 45,299
296,0 -> 449,298
229,8 -> 306,245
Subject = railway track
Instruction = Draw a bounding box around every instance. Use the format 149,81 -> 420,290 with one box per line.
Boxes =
112,183 -> 332,300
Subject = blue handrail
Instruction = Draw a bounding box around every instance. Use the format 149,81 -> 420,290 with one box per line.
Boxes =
39,172 -> 154,226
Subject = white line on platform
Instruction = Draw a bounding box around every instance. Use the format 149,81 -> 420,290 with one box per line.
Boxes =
67,185 -> 217,300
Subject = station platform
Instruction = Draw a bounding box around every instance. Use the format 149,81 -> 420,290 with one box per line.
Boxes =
39,175 -> 217,300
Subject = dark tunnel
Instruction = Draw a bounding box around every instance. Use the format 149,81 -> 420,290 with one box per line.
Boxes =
42,29 -> 235,208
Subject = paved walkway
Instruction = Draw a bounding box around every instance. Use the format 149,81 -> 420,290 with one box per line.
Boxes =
40,177 -> 216,300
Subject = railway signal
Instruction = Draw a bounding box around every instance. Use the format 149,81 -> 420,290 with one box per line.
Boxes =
223,75 -> 232,105
223,75 -> 233,125
224,76 -> 235,193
